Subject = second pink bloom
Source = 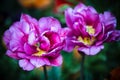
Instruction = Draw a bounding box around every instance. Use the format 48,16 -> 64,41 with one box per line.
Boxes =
64,3 -> 120,55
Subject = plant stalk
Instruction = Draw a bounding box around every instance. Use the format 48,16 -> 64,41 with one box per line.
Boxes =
80,52 -> 85,80
43,66 -> 48,80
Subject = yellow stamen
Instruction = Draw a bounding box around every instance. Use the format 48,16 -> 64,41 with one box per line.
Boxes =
78,36 -> 95,45
84,37 -> 91,45
33,47 -> 46,56
86,25 -> 95,35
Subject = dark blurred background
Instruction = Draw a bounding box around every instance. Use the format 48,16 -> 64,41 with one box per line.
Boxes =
0,0 -> 120,80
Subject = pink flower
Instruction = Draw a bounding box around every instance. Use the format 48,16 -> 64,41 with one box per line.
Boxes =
64,3 -> 120,55
3,14 -> 65,71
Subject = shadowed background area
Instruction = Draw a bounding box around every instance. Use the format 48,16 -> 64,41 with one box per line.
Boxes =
0,0 -> 120,80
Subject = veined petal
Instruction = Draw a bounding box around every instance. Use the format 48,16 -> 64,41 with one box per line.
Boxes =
47,46 -> 63,57
30,57 -> 50,68
19,59 -> 34,71
9,38 -> 24,52
78,45 -> 104,55
17,52 -> 29,59
99,11 -> 116,32
40,36 -> 50,51
63,37 -> 76,52
101,11 -> 116,27
28,31 -> 36,45
3,30 -> 11,46
105,30 -> 120,42
65,8 -> 74,28
49,54 -> 62,66
74,3 -> 87,13
21,21 -> 30,34
21,14 -> 38,24
87,6 -> 97,13
24,43 -> 36,55
38,17 -> 61,32
9,27 -> 24,40
6,50 -> 20,59
44,31 -> 61,47
85,10 -> 99,25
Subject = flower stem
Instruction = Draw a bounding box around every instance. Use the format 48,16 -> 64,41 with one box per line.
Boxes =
80,52 -> 85,80
43,66 -> 48,80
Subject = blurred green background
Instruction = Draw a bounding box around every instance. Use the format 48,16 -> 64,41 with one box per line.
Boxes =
0,0 -> 120,80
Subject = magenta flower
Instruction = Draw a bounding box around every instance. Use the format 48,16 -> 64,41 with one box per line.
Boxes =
3,14 -> 65,71
64,3 -> 120,55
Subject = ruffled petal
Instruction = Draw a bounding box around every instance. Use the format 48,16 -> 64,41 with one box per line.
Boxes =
17,52 -> 30,59
24,43 -> 36,55
101,12 -> 116,27
19,59 -> 34,71
21,21 -> 30,34
9,26 -> 24,40
40,36 -> 50,51
44,31 -> 61,47
30,57 -> 50,68
65,8 -> 74,28
78,45 -> 104,55
20,14 -> 38,25
38,17 -> 61,32
28,31 -> 36,45
49,54 -> 62,66
74,3 -> 87,13
85,9 -> 99,25
6,50 -> 19,59
99,11 -> 116,32
63,37 -> 76,52
3,30 -> 11,46
105,30 -> 120,42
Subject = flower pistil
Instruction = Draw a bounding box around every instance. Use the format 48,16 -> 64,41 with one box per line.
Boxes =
86,25 -> 95,35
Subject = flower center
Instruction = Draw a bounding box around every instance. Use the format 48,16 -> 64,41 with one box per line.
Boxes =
33,43 -> 46,56
86,25 -> 95,35
78,36 -> 95,46
33,47 -> 46,56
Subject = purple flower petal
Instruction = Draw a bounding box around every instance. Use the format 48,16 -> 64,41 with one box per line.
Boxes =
49,54 -> 62,66
19,59 -> 34,71
74,3 -> 87,13
28,31 -> 36,45
24,43 -> 36,55
9,26 -> 24,40
85,10 -> 99,25
21,22 -> 30,34
17,52 -> 29,59
38,17 -> 61,32
21,14 -> 38,25
87,6 -> 97,13
9,40 -> 20,51
99,11 -> 116,32
105,30 -> 120,42
78,45 -> 104,55
47,46 -> 63,57
44,31 -> 61,47
65,8 -> 74,28
30,57 -> 50,68
40,36 -> 50,51
6,50 -> 20,59
3,30 -> 11,46
63,37 -> 76,52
